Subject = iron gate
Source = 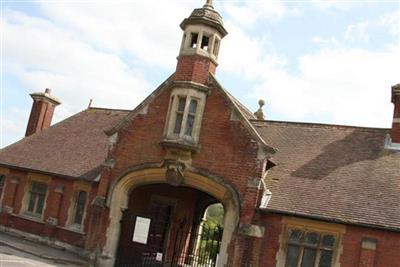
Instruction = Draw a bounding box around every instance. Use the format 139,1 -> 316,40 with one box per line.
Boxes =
115,215 -> 223,267
170,219 -> 223,267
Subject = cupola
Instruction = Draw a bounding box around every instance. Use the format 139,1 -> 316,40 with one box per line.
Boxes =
175,0 -> 227,85
161,0 -> 228,175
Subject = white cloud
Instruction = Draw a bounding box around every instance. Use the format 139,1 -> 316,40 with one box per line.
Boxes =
219,22 -> 286,80
311,0 -> 353,10
379,11 -> 400,39
4,9 -> 151,115
221,1 -> 289,27
345,21 -> 370,42
255,46 -> 400,127
38,2 -> 191,69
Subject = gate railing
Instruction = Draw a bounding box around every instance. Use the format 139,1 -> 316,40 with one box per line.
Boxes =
171,219 -> 223,267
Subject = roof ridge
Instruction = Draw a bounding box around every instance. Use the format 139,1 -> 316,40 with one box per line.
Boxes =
87,107 -> 131,113
251,119 -> 390,131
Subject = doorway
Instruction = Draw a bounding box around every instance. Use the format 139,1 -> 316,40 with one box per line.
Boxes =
114,184 -> 224,267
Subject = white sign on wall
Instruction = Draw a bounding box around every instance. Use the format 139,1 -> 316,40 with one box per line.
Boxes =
132,217 -> 151,244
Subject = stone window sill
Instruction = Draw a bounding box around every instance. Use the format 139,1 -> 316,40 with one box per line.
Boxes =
160,139 -> 201,153
58,225 -> 85,235
13,213 -> 45,224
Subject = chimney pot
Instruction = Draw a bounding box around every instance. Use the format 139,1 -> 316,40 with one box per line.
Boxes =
45,88 -> 52,94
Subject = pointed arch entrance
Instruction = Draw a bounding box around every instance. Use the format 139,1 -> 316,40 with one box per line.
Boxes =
100,167 -> 240,267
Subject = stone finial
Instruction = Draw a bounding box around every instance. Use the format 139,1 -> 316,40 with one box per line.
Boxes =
204,0 -> 214,8
254,99 -> 265,120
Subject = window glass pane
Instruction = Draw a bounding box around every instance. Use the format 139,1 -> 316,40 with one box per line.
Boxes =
319,250 -> 333,267
305,232 -> 320,245
0,175 -> 5,187
28,194 -> 36,212
301,248 -> 317,267
189,100 -> 197,114
285,245 -> 300,267
289,229 -> 303,242
185,115 -> 195,136
36,194 -> 45,214
74,191 -> 87,224
178,97 -> 186,112
322,235 -> 336,248
32,182 -> 47,194
174,114 -> 183,134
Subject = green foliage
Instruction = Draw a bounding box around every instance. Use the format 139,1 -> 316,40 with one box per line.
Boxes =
205,203 -> 224,225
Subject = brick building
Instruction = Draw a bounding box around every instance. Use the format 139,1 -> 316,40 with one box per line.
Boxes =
0,1 -> 399,267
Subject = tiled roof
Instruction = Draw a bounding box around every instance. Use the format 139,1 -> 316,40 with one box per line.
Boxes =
0,108 -> 129,181
253,120 -> 400,230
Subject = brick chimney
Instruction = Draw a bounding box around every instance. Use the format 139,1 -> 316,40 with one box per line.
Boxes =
25,88 -> 61,137
391,84 -> 400,143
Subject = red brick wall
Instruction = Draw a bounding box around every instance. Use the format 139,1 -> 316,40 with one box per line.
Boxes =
25,100 -> 56,136
257,214 -> 400,267
175,55 -> 217,85
342,225 -> 400,267
107,82 -> 262,200
0,169 -> 89,248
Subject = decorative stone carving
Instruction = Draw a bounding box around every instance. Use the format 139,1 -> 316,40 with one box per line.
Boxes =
238,223 -> 265,238
92,196 -> 106,208
54,184 -> 64,194
46,217 -> 58,226
247,176 -> 261,189
10,176 -> 20,184
3,206 -> 13,214
165,163 -> 185,186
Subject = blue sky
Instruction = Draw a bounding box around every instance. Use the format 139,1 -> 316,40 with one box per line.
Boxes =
2,0 -> 400,147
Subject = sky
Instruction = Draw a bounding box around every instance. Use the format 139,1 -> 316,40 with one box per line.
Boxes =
1,0 -> 400,147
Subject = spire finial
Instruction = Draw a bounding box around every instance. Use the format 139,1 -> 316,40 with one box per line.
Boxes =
204,0 -> 214,8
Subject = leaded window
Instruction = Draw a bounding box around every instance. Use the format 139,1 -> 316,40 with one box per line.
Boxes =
73,191 -> 87,225
284,228 -> 337,267
27,181 -> 47,216
173,97 -> 198,138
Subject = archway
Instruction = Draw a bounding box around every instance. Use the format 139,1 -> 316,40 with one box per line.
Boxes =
100,167 -> 240,267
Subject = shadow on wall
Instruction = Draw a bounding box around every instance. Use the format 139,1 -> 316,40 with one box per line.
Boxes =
291,129 -> 394,179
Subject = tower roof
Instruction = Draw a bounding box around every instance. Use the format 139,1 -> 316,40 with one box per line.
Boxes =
180,1 -> 228,37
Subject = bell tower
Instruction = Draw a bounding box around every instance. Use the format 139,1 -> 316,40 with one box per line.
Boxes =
161,0 -> 228,174
175,0 -> 228,85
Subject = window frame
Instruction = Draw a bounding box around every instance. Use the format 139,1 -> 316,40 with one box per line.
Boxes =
284,228 -> 338,267
276,218 -> 344,267
72,190 -> 88,225
67,182 -> 91,232
25,180 -> 48,218
165,88 -> 206,144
